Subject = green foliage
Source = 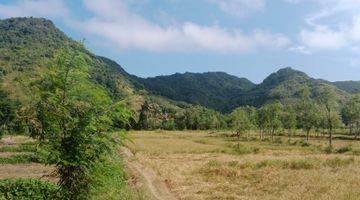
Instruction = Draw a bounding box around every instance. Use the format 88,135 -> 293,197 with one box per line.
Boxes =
295,87 -> 320,141
231,107 -> 253,137
342,94 -> 360,137
259,101 -> 283,140
25,48 -> 131,199
0,178 -> 60,200
0,154 -> 39,164
139,72 -> 255,112
333,81 -> 360,93
0,91 -> 19,138
0,143 -> 36,152
88,148 -> 145,200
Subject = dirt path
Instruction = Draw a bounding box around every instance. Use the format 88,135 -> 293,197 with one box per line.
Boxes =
120,147 -> 177,200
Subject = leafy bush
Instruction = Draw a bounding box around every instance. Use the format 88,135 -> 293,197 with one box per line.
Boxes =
0,179 -> 60,200
323,146 -> 333,154
88,152 -> 145,200
335,145 -> 352,154
299,140 -> 310,147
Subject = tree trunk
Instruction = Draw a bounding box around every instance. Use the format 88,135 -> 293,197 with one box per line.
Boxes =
306,130 -> 310,141
329,127 -> 333,147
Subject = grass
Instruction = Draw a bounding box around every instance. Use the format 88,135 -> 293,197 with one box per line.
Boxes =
89,150 -> 146,200
0,154 -> 39,164
0,178 -> 60,200
0,143 -> 37,153
0,135 -> 145,200
127,130 -> 360,200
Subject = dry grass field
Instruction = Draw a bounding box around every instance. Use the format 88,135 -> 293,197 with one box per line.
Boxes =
0,136 -> 56,182
126,130 -> 360,200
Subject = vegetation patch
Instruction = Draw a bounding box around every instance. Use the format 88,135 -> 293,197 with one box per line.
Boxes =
323,157 -> 355,168
0,178 -> 60,200
88,152 -> 145,200
0,143 -> 36,153
231,144 -> 260,155
335,145 -> 353,154
0,154 -> 39,164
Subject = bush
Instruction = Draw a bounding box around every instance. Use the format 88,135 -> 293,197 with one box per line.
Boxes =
335,145 -> 352,154
88,152 -> 145,200
0,179 -> 60,200
299,140 -> 310,147
323,157 -> 354,168
323,146 -> 333,154
273,137 -> 283,144
232,144 -> 260,155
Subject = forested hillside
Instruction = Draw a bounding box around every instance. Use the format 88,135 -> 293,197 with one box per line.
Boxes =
0,17 -> 188,116
231,67 -> 349,109
0,17 -> 357,124
141,67 -> 351,112
333,81 -> 360,93
138,72 -> 255,111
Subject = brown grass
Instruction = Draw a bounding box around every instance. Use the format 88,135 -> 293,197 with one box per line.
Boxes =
127,131 -> 360,200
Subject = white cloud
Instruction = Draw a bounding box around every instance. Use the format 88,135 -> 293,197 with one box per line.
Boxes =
208,0 -> 266,17
293,0 -> 360,52
0,0 -> 69,19
77,0 -> 290,53
0,0 -> 291,53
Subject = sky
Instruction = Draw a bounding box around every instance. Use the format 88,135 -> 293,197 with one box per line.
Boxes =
0,0 -> 360,83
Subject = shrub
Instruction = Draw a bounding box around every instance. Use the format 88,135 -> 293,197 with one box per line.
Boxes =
231,144 -> 260,155
273,137 -> 283,144
286,159 -> 315,170
323,146 -> 333,154
335,145 -> 352,154
323,157 -> 354,168
299,140 -> 310,147
0,179 -> 60,200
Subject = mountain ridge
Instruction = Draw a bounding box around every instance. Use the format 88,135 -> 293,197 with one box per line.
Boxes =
0,17 -> 359,114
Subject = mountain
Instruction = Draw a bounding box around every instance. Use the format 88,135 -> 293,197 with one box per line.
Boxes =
139,67 -> 351,111
230,67 -> 349,109
332,81 -> 360,94
0,17 -> 185,115
138,72 -> 255,111
0,17 -> 356,115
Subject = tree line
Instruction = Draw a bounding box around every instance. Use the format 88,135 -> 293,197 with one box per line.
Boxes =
138,87 -> 360,146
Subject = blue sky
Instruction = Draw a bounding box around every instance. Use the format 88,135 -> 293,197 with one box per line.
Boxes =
1,0 -> 360,83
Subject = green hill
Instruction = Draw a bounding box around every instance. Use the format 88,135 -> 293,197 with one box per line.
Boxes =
0,17 -> 356,115
332,81 -> 360,94
231,67 -> 349,109
0,17 -> 187,115
140,67 -> 351,111
138,72 -> 255,111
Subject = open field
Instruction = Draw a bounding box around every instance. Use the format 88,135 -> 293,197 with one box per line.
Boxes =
126,131 -> 360,200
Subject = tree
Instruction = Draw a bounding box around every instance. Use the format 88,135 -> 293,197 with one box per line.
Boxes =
262,101 -> 283,141
231,107 -> 253,146
281,105 -> 297,139
342,94 -> 360,138
31,48 -> 128,199
0,91 -> 18,139
256,107 -> 268,140
295,88 -> 319,141
315,85 -> 338,146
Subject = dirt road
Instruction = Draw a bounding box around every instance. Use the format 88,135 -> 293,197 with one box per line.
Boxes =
120,147 -> 177,200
